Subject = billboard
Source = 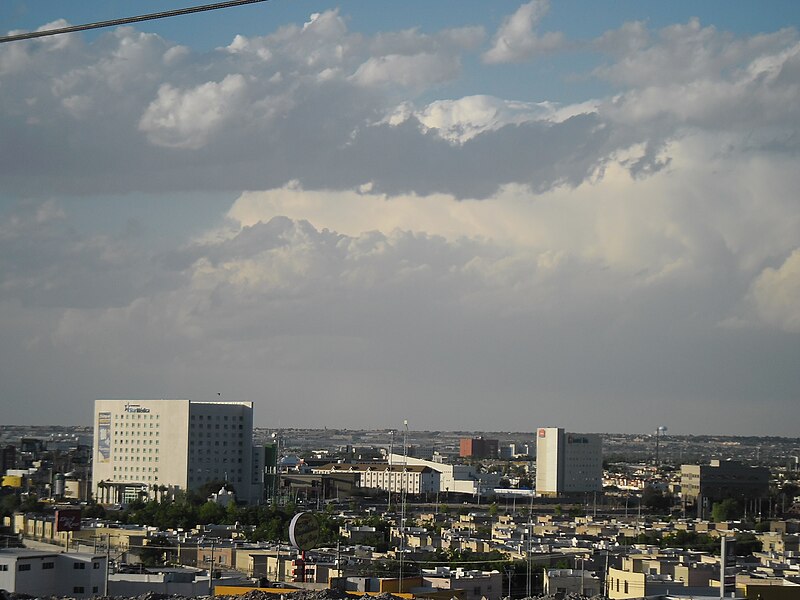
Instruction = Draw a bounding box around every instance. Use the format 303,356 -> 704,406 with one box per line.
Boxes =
97,411 -> 111,462
55,508 -> 82,532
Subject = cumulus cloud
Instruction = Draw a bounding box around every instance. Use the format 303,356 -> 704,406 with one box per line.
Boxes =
482,0 -> 565,64
139,74 -> 248,149
382,95 -> 599,144
748,249 -> 800,332
2,8 -> 800,432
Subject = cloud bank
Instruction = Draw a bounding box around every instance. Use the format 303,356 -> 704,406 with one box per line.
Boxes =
1,7 -> 799,434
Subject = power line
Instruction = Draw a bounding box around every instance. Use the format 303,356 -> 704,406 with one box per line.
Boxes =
0,0 -> 271,45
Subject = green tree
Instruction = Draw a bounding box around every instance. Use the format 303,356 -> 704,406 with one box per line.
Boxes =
643,485 -> 674,512
711,498 -> 742,522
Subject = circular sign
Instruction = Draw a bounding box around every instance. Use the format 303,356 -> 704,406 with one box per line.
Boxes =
289,512 -> 320,551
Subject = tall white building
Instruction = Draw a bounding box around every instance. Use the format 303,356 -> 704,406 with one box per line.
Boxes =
92,399 -> 261,505
535,427 -> 602,497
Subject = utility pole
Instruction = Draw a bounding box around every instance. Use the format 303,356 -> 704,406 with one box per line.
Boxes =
399,420 -> 409,595
208,540 -> 216,595
388,430 -> 395,511
104,533 -> 110,596
720,536 -> 727,600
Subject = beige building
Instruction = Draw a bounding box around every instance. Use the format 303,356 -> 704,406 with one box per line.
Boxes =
92,399 -> 260,505
312,463 -> 439,495
536,428 -> 603,496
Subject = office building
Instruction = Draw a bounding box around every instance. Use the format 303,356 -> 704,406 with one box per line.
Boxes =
92,399 -> 260,505
459,437 -> 499,459
680,459 -> 769,508
535,427 -> 603,497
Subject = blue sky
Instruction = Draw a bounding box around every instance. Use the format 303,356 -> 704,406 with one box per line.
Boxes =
1,2 -> 799,435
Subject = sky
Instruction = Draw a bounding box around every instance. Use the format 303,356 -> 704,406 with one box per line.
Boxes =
1,1 -> 799,436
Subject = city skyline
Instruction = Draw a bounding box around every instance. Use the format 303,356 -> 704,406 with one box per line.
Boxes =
1,2 -> 799,435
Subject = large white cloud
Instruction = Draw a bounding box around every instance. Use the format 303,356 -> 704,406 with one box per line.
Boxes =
1,7 -> 800,433
140,74 -> 248,149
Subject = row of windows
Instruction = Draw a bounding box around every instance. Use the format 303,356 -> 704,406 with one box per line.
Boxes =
191,414 -> 243,420
109,474 -> 159,482
114,466 -> 159,471
116,413 -> 158,419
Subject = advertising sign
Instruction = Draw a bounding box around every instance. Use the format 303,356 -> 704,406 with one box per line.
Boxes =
55,508 -> 82,532
97,411 -> 111,462
289,512 -> 319,551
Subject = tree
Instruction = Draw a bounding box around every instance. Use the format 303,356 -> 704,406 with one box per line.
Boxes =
711,498 -> 742,522
642,485 -> 673,512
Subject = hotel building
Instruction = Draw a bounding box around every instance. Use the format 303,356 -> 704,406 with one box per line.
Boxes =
92,399 -> 261,505
535,427 -> 603,497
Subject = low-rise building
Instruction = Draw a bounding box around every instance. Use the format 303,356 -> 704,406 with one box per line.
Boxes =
543,568 -> 602,596
0,549 -> 107,598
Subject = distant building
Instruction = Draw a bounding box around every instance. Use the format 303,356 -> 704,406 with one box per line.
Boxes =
535,427 -> 603,497
92,399 -> 261,505
459,437 -> 499,459
680,459 -> 769,509
387,453 -> 501,496
313,462 -> 440,495
1,445 -> 15,473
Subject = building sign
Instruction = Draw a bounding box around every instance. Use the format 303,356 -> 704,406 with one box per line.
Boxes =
124,402 -> 150,413
289,512 -> 320,551
55,509 -> 82,532
567,435 -> 589,444
538,428 -> 547,437
97,412 -> 111,462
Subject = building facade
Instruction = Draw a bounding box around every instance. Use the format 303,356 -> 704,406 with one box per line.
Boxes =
459,437 -> 499,459
680,459 -> 769,508
535,428 -> 603,497
0,549 -> 107,598
312,463 -> 440,495
92,399 -> 260,505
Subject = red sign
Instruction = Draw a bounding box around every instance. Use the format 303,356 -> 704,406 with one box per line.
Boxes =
538,428 -> 546,437
55,509 -> 82,532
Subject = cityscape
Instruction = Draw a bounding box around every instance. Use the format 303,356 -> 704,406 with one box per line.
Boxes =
2,400 -> 800,600
2,1 -> 800,600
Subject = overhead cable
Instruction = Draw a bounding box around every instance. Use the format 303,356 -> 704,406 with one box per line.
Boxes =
0,0 -> 270,44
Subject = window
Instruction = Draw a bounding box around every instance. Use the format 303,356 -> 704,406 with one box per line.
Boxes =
0,565 -> 8,571
19,563 -> 31,571
93,562 -> 100,569
74,562 -> 86,569
93,587 -> 99,593
73,587 -> 85,594
43,562 -> 55,569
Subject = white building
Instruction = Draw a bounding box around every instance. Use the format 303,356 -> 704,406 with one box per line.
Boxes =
312,463 -> 440,495
0,549 -> 107,598
419,567 -> 503,600
92,399 -> 261,505
535,427 -> 602,496
386,453 -> 501,496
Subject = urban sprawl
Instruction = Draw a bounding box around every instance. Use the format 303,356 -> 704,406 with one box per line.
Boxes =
1,399 -> 799,600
